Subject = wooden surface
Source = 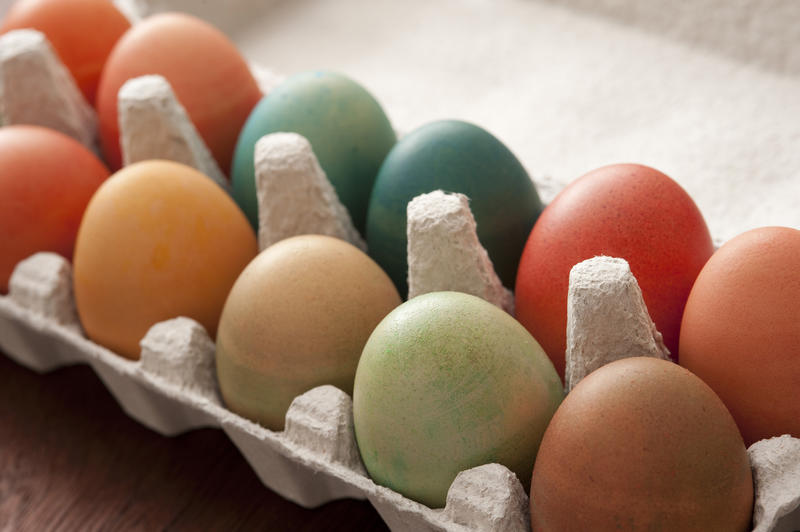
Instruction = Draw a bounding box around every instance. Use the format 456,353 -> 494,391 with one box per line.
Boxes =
0,352 -> 389,531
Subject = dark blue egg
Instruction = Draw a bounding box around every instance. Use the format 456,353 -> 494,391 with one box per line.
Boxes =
366,120 -> 542,296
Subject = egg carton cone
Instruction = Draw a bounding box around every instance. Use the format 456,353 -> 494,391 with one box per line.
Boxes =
118,74 -> 229,190
254,132 -> 366,252
749,435 -> 800,532
248,62 -> 286,95
0,252 -> 535,531
0,29 -> 97,151
112,0 -> 150,24
407,190 -> 514,313
564,256 -> 671,392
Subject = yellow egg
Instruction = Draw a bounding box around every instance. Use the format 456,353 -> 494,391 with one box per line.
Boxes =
216,235 -> 401,430
73,160 -> 257,360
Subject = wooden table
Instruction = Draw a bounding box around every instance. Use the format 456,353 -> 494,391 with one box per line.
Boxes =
0,352 -> 388,531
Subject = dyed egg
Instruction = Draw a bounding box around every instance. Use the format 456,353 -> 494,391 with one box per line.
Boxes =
1,0 -> 131,104
680,226 -> 800,445
365,120 -> 541,296
96,12 -> 262,173
73,160 -> 257,360
216,235 -> 401,430
353,291 -> 562,508
0,125 -> 109,293
231,71 -> 396,231
530,357 -> 753,531
515,163 -> 713,379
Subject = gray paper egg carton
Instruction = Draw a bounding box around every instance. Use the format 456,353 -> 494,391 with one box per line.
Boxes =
4,254 -> 800,532
0,252 -> 530,532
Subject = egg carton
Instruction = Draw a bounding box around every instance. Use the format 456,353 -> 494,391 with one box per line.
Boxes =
3,249 -> 799,532
2,7 -> 800,532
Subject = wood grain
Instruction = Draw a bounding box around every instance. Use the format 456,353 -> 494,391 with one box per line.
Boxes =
0,353 -> 388,531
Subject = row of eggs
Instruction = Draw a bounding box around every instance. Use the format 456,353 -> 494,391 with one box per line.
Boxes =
1,1 -> 799,529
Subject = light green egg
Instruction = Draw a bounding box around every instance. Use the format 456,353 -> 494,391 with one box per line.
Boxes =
353,291 -> 563,508
231,71 -> 396,233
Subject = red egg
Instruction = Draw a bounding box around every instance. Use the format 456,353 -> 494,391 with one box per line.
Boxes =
515,163 -> 714,379
0,125 -> 110,293
0,0 -> 131,104
96,12 -> 262,174
680,226 -> 800,445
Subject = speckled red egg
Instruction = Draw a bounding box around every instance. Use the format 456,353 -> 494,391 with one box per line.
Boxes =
680,226 -> 800,445
515,164 -> 714,379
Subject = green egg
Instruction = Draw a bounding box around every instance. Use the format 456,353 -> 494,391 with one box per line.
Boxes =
365,120 -> 543,296
231,71 -> 397,232
353,291 -> 563,508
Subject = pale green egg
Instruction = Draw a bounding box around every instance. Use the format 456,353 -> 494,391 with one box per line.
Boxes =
353,291 -> 563,508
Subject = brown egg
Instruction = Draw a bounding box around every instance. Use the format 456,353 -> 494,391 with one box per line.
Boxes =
215,235 -> 401,431
530,357 -> 753,531
680,226 -> 800,445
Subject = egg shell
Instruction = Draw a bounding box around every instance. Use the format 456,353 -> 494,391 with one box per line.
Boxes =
530,357 -> 753,531
73,160 -> 257,360
0,0 -> 130,104
231,71 -> 396,232
366,120 -> 542,296
0,125 -> 109,293
96,12 -> 262,173
679,226 -> 800,445
515,163 -> 714,379
353,291 -> 563,508
215,234 -> 401,431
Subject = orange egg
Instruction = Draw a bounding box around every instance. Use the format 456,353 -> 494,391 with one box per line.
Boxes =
96,12 -> 262,174
0,0 -> 131,104
0,125 -> 109,293
680,226 -> 800,445
73,160 -> 257,360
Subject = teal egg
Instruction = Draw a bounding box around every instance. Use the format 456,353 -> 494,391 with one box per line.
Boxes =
365,120 -> 542,296
353,291 -> 563,508
231,71 -> 396,232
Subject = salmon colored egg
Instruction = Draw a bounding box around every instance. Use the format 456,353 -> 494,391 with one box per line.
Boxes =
680,226 -> 800,445
0,125 -> 109,293
530,357 -> 753,531
0,0 -> 131,104
96,12 -> 262,173
73,160 -> 257,360
515,163 -> 714,379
